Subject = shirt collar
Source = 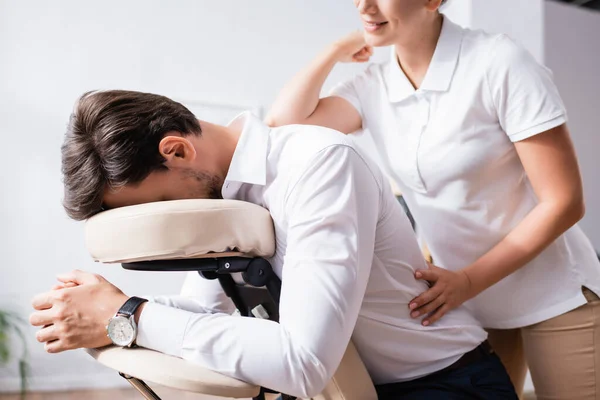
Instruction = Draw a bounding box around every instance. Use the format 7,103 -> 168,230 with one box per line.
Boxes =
223,111 -> 269,187
386,16 -> 464,103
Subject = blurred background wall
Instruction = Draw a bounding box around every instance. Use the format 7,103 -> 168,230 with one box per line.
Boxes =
0,0 -> 597,394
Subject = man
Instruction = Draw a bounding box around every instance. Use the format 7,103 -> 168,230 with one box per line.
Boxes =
30,90 -> 517,399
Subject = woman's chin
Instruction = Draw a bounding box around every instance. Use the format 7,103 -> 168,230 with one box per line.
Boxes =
364,32 -> 393,48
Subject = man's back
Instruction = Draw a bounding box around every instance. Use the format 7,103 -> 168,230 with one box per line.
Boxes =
224,114 -> 487,384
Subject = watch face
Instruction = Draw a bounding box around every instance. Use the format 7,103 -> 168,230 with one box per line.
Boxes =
107,316 -> 135,347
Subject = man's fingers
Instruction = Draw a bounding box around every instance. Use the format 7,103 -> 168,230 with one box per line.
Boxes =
36,325 -> 59,343
52,282 -> 78,291
411,295 -> 445,318
31,292 -> 54,310
44,339 -> 67,354
56,270 -> 101,286
29,309 -> 55,327
423,304 -> 451,326
409,286 -> 443,311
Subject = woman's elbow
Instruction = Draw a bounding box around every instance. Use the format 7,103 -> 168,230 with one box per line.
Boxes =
264,115 -> 279,128
571,197 -> 586,223
263,108 -> 303,128
264,113 -> 306,128
559,196 -> 586,227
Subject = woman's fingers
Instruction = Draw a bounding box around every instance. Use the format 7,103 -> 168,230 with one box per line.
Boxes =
409,285 -> 443,312
422,304 -> 452,326
411,295 -> 445,318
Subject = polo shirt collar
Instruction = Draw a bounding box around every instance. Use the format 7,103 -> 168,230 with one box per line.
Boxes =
387,16 -> 464,103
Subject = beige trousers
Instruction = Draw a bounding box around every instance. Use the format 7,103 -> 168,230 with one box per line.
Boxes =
487,287 -> 600,400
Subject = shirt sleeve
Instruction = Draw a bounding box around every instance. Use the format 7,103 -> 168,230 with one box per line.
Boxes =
486,35 -> 567,142
136,146 -> 380,398
329,74 -> 364,117
144,271 -> 235,314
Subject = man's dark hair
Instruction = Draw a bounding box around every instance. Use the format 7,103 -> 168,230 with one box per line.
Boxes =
61,90 -> 201,220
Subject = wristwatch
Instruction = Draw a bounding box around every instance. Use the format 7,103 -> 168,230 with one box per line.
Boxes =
106,296 -> 148,347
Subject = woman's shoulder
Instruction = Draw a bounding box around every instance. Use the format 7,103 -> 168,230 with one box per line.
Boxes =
460,26 -> 539,72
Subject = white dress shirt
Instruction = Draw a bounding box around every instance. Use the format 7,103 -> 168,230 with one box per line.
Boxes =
136,113 -> 487,397
331,16 -> 600,329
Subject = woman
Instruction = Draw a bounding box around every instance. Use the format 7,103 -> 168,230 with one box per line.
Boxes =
265,0 -> 600,399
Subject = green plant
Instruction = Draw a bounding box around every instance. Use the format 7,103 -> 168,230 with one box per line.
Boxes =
0,309 -> 29,398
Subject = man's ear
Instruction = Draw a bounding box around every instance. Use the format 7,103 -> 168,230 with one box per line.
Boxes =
158,135 -> 197,167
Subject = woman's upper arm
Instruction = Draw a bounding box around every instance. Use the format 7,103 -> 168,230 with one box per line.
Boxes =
304,96 -> 363,134
514,123 -> 585,218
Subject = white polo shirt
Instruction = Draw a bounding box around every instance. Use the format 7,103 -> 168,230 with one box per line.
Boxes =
331,16 -> 600,329
136,113 -> 487,396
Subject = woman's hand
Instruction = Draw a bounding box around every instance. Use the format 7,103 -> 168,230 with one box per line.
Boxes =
331,31 -> 373,63
409,263 -> 474,326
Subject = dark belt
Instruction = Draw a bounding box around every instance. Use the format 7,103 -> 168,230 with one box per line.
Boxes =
437,340 -> 494,375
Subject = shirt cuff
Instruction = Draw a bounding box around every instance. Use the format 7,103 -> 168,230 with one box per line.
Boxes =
508,114 -> 567,142
136,302 -> 192,358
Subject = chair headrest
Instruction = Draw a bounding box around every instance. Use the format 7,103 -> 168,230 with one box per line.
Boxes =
85,199 -> 275,263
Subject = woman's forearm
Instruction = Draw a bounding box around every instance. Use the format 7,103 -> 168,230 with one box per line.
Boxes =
464,200 -> 584,296
265,45 -> 341,127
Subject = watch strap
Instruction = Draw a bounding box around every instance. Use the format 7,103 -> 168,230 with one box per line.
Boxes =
117,296 -> 148,318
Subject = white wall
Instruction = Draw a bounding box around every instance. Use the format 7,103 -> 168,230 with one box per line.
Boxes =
1,0 -> 597,394
471,0 -> 545,62
545,1 -> 600,250
0,0 -> 389,392
441,0 -> 472,29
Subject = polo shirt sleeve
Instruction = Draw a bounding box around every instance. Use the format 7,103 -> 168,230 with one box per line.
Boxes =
486,35 -> 567,142
329,71 -> 366,117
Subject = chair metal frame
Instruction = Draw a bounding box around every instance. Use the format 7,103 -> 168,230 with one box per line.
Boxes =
118,256 -> 294,400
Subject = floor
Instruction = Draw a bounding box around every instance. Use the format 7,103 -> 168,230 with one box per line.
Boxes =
0,387 -> 280,400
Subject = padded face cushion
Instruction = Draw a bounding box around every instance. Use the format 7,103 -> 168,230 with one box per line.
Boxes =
85,199 -> 275,263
